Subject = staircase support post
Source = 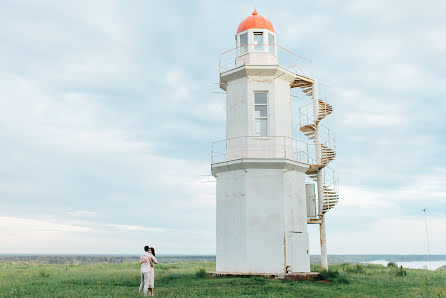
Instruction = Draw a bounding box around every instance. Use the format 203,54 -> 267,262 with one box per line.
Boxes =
312,78 -> 329,271
320,214 -> 328,271
312,78 -> 321,165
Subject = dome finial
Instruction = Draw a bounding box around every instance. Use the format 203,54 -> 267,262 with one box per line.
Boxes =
252,6 -> 258,15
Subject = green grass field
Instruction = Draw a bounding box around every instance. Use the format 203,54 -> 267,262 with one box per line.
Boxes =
0,261 -> 445,297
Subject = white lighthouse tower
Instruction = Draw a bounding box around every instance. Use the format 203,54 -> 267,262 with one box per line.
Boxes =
211,9 -> 339,275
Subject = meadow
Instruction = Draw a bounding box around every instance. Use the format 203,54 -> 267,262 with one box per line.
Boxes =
1,260 -> 446,297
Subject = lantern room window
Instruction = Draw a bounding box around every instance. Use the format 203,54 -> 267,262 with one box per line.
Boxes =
254,92 -> 268,136
240,33 -> 248,55
268,33 -> 275,55
254,32 -> 263,52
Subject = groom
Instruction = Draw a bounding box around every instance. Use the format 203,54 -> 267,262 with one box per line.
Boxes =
139,245 -> 152,296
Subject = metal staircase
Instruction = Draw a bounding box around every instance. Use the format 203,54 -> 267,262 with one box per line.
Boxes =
293,77 -> 339,215
307,169 -> 339,214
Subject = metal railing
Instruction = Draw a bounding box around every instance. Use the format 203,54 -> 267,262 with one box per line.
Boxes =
321,166 -> 338,188
219,44 -> 313,78
307,166 -> 339,216
320,166 -> 340,213
211,136 -> 319,165
298,104 -> 336,151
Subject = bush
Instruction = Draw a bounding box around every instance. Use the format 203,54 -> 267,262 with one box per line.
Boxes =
395,265 -> 407,277
387,261 -> 397,268
195,268 -> 207,278
343,264 -> 366,274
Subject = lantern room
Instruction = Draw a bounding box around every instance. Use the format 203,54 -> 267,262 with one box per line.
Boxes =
235,9 -> 278,66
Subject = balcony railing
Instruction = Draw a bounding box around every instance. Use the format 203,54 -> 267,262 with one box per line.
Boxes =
211,136 -> 318,165
219,44 -> 313,79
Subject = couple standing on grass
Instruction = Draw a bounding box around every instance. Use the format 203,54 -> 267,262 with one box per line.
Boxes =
139,245 -> 158,296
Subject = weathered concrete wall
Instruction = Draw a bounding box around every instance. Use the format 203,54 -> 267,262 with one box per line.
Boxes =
284,170 -> 310,272
224,68 -> 294,160
216,169 -> 247,272
226,76 -> 248,139
225,68 -> 292,140
215,161 -> 310,274
216,64 -> 310,274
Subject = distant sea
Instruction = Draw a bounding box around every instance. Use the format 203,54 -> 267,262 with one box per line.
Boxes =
363,260 -> 446,270
1,254 -> 445,270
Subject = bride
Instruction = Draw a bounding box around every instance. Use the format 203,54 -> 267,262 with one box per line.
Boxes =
148,247 -> 158,296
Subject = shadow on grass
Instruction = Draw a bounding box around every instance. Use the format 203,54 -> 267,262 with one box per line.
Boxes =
61,277 -> 138,287
316,270 -> 350,284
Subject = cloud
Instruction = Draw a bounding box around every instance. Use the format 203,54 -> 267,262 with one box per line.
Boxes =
0,216 -> 92,233
69,210 -> 97,216
309,215 -> 446,255
0,216 -> 213,254
0,0 -> 445,255
105,224 -> 172,232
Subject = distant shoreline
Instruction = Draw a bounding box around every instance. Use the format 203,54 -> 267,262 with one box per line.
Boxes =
1,254 -> 445,265
0,253 -> 446,259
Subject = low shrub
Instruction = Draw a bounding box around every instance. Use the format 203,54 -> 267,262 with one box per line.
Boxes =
387,261 -> 397,268
343,264 -> 366,274
195,268 -> 207,278
395,265 -> 407,277
39,271 -> 50,278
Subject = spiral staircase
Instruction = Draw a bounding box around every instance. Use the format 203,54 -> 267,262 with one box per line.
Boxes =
292,77 -> 339,217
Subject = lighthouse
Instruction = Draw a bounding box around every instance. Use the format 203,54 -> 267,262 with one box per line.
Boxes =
211,9 -> 339,275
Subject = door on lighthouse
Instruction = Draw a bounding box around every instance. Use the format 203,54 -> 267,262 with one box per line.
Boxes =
288,231 -> 310,272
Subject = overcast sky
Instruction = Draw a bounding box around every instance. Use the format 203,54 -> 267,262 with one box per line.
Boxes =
1,0 -> 445,255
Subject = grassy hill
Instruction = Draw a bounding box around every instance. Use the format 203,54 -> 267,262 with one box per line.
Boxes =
0,261 -> 445,297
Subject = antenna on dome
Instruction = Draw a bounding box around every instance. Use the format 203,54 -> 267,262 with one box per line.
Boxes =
252,5 -> 258,15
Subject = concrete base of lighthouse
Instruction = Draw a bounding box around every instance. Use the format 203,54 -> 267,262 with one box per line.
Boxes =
212,158 -> 311,274
206,271 -> 319,281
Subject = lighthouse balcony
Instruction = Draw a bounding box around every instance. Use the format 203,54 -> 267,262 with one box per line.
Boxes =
219,44 -> 312,80
211,136 -> 316,165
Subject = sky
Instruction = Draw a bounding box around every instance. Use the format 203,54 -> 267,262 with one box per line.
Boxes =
0,0 -> 445,255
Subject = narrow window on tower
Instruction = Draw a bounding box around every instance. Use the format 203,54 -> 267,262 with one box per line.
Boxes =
254,32 -> 263,52
254,92 -> 268,136
268,33 -> 275,55
240,33 -> 248,55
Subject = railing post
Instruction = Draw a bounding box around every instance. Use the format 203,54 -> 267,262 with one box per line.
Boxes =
328,128 -> 330,148
306,143 -> 309,163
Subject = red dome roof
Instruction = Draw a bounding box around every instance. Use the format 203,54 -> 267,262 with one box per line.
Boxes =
237,9 -> 275,34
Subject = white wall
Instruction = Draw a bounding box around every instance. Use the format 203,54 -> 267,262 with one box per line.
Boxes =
224,69 -> 294,161
216,169 -> 247,272
216,64 -> 310,274
245,168 -> 285,273
272,77 -> 292,138
226,76 -> 248,139
215,162 -> 310,274
225,69 -> 292,140
284,170 -> 310,272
